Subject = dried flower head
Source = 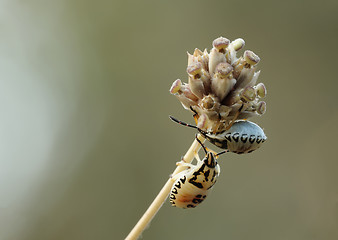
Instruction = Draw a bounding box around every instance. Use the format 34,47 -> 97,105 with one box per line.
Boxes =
170,37 -> 267,133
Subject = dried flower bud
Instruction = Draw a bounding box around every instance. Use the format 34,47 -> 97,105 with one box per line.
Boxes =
197,114 -> 207,129
170,36 -> 267,134
215,62 -> 233,78
257,101 -> 266,115
255,83 -> 266,98
230,38 -> 245,51
187,62 -> 202,78
181,84 -> 199,101
211,64 -> 237,102
241,86 -> 256,102
213,37 -> 230,53
219,105 -> 231,119
244,50 -> 260,67
170,79 -> 182,94
199,69 -> 211,93
201,95 -> 215,110
205,109 -> 219,121
234,67 -> 255,90
247,70 -> 260,87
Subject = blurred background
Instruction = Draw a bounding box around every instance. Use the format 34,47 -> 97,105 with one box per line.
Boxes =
0,0 -> 337,239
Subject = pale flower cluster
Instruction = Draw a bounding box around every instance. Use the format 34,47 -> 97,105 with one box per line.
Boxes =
170,37 -> 266,133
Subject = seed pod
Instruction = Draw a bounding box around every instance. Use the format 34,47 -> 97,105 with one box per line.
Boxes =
241,86 -> 256,102
230,38 -> 245,51
255,83 -> 267,98
256,101 -> 266,115
244,50 -> 260,67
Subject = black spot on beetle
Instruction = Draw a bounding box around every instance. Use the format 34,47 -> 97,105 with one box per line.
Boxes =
196,194 -> 202,198
232,133 -> 239,142
192,198 -> 203,204
187,204 -> 196,208
241,134 -> 248,143
175,181 -> 181,189
249,135 -> 256,144
172,187 -> 178,194
225,133 -> 232,142
170,194 -> 176,200
189,179 -> 203,189
204,170 -> 210,181
180,175 -> 186,184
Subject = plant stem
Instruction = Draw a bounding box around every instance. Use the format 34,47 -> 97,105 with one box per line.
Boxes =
125,134 -> 205,240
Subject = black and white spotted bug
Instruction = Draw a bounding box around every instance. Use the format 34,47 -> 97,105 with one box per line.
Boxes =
169,136 -> 225,209
169,116 -> 267,154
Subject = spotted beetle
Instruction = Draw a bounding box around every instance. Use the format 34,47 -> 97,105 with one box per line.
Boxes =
169,116 -> 267,154
169,136 -> 226,208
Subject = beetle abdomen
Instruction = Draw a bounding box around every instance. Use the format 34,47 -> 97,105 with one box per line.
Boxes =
205,120 -> 267,154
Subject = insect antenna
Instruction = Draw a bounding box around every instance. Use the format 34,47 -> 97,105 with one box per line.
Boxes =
169,116 -> 198,129
215,150 -> 228,157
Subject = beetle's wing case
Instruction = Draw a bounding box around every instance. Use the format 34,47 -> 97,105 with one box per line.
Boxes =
169,158 -> 220,209
170,177 -> 209,208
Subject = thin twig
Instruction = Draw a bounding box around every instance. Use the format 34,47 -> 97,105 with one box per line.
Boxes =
125,134 -> 205,240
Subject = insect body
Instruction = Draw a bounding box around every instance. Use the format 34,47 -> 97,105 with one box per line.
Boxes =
170,116 -> 267,154
169,137 -> 225,208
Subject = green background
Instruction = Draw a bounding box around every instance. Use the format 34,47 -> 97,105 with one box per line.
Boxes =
1,0 -> 338,239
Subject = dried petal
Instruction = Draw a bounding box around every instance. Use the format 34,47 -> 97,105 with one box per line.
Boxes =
175,95 -> 197,109
200,69 -> 211,93
197,114 -> 207,129
188,76 -> 205,99
247,70 -> 260,87
181,84 -> 199,101
208,48 -> 226,75
193,48 -> 203,57
211,77 -> 236,101
234,67 -> 255,89
219,105 -> 232,119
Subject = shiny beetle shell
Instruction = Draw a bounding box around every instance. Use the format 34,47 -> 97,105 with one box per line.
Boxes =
169,145 -> 221,209
204,120 -> 266,154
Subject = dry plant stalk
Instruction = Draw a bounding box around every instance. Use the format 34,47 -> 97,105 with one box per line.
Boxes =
125,36 -> 267,240
125,135 -> 205,240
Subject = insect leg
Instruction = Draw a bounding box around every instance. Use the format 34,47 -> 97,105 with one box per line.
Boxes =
176,156 -> 194,168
